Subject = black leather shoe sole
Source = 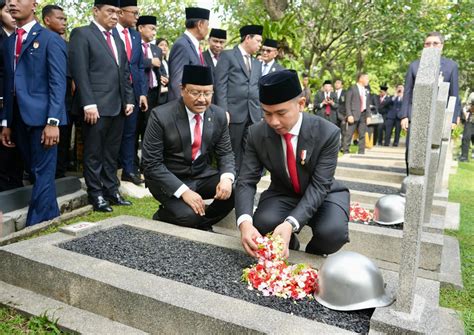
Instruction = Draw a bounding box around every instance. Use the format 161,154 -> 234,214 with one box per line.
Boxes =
121,175 -> 144,185
93,204 -> 113,212
105,197 -> 132,206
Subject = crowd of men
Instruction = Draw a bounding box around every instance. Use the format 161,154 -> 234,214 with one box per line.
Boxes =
0,0 -> 463,258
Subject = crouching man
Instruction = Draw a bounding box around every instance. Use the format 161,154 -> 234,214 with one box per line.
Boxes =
142,65 -> 235,231
236,70 -> 350,258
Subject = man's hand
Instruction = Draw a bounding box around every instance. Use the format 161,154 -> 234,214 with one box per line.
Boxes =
139,95 -> 148,112
1,127 -> 15,147
151,58 -> 161,67
125,104 -> 134,116
401,117 -> 409,130
182,189 -> 205,216
215,178 -> 232,200
160,76 -> 169,86
366,117 -> 371,125
239,221 -> 262,258
347,115 -> 354,124
41,125 -> 60,149
84,107 -> 100,124
273,221 -> 293,259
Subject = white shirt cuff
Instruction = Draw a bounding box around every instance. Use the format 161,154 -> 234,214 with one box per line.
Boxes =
1,120 -> 6,127
237,214 -> 253,227
320,103 -> 324,108
84,104 -> 97,111
220,173 -> 235,183
285,216 -> 300,231
174,184 -> 189,198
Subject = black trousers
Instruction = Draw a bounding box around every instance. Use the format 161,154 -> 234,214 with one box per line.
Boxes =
384,118 -> 401,146
461,122 -> 474,158
154,174 -> 234,230
253,190 -> 350,255
82,114 -> 124,198
229,118 -> 252,175
343,113 -> 368,154
0,126 -> 23,191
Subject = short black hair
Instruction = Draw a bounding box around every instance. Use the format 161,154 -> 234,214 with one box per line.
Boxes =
426,31 -> 444,44
334,78 -> 343,84
0,0 -> 6,10
356,73 -> 368,81
185,18 -> 205,29
156,38 -> 168,46
240,34 -> 255,43
42,4 -> 63,21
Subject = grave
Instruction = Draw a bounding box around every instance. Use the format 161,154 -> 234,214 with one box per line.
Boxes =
0,216 -> 463,334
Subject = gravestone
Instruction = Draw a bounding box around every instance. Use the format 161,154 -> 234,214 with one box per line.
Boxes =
422,82 -> 450,225
397,47 -> 441,313
435,97 -> 456,193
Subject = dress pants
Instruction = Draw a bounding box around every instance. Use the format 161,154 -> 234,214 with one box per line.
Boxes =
119,104 -> 139,176
154,174 -> 234,230
343,113 -> 367,154
11,100 -> 59,226
83,113 -> 124,199
253,189 -> 350,255
0,131 -> 23,191
461,122 -> 474,158
384,118 -> 401,146
56,123 -> 71,178
229,117 -> 252,175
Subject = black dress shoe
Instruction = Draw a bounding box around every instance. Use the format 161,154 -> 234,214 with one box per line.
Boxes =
105,193 -> 132,206
121,173 -> 144,185
459,156 -> 468,162
91,196 -> 113,212
289,234 -> 300,251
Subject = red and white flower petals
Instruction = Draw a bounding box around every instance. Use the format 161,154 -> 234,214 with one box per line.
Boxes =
349,202 -> 374,224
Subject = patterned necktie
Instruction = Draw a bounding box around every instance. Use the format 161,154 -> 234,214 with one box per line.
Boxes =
263,63 -> 268,76
103,31 -> 116,62
244,55 -> 251,73
325,93 -> 331,116
15,28 -> 26,64
191,114 -> 202,160
283,133 -> 300,194
198,46 -> 205,65
142,43 -> 153,89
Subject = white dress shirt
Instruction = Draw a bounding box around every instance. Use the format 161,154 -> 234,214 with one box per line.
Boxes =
238,44 -> 251,71
184,30 -> 201,58
237,113 -> 303,230
262,59 -> 274,76
142,40 -> 158,88
356,83 -> 367,111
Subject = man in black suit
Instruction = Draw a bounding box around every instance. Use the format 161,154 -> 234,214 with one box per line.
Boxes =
214,24 -> 263,174
168,7 -> 209,101
142,65 -> 235,231
203,28 -> 226,72
313,80 -> 338,125
260,38 -> 284,76
384,85 -> 403,146
375,85 -> 390,146
236,70 -> 349,258
342,73 -> 372,154
334,79 -> 346,144
69,0 -> 135,212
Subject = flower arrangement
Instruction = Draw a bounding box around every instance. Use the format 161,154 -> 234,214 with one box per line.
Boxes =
349,202 -> 374,224
242,235 -> 319,300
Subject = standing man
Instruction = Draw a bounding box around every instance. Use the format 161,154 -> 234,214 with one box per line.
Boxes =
203,28 -> 226,72
385,85 -> 403,147
459,101 -> 474,162
1,0 -> 67,225
301,73 -> 311,109
69,0 -> 135,212
334,78 -> 346,144
214,24 -> 263,173
236,70 -> 349,258
313,80 -> 338,125
168,7 -> 209,101
342,73 -> 372,154
376,85 -> 390,146
142,65 -> 235,231
116,0 -> 147,185
260,38 -> 284,76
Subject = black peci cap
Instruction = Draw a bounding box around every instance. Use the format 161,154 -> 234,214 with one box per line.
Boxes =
185,7 -> 210,20
209,28 -> 227,40
239,25 -> 263,38
119,0 -> 137,7
182,65 -> 213,86
323,80 -> 332,85
94,0 -> 120,6
137,16 -> 157,27
259,70 -> 302,105
263,39 -> 278,49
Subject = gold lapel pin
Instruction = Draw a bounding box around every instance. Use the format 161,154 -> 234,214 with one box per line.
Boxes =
33,41 -> 40,49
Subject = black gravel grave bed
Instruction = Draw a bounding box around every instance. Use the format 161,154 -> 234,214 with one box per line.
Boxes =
352,220 -> 403,230
338,162 -> 406,174
351,155 -> 403,161
344,180 -> 400,195
60,225 -> 373,333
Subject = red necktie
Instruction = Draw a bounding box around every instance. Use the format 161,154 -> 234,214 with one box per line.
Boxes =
283,133 -> 300,194
103,31 -> 116,62
191,114 -> 202,160
142,43 -> 153,89
199,46 -> 205,65
325,94 -> 331,116
15,28 -> 26,64
123,28 -> 132,62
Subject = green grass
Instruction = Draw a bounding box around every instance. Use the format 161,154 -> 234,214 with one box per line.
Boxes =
440,159 -> 474,334
0,307 -> 65,334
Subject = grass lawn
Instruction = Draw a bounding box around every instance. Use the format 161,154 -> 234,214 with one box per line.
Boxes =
0,307 -> 65,334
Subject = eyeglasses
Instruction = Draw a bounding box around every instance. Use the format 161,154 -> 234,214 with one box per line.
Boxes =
424,41 -> 442,47
184,88 -> 213,99
261,48 -> 275,53
121,9 -> 140,17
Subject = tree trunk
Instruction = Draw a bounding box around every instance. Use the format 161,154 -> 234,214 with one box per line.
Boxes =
263,0 -> 289,20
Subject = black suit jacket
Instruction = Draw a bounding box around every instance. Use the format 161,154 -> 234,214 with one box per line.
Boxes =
400,57 -> 460,122
345,85 -> 372,121
142,98 -> 235,201
335,89 -> 346,121
142,42 -> 162,91
262,60 -> 284,76
69,23 -> 134,117
375,95 -> 392,117
214,45 -> 262,124
313,91 -> 339,124
235,113 -> 348,227
203,49 -> 216,72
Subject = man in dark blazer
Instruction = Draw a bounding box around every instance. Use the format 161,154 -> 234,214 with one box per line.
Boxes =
115,0 -> 147,185
375,85 -> 390,146
342,73 -> 372,154
69,0 -> 134,212
168,7 -> 209,101
1,0 -> 67,225
203,28 -> 226,72
142,65 -> 235,231
384,85 -> 403,146
260,38 -> 284,76
334,79 -> 346,144
236,70 -> 349,258
214,24 -> 263,173
313,80 -> 338,125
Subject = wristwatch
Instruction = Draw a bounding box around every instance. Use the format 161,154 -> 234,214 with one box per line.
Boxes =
47,119 -> 59,127
285,217 -> 299,232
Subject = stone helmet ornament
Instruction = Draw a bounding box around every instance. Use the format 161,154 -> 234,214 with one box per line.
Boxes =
400,176 -> 409,197
373,194 -> 405,225
315,251 -> 395,311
